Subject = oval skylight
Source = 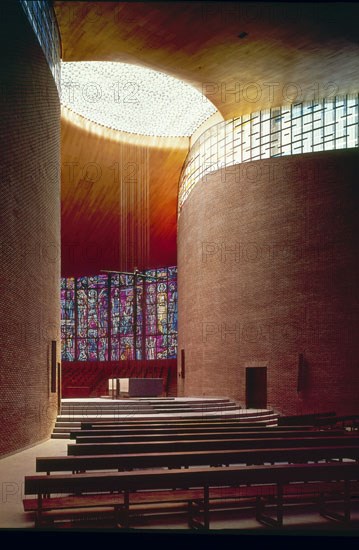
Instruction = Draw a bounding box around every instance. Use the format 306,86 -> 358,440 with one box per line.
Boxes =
60,61 -> 217,137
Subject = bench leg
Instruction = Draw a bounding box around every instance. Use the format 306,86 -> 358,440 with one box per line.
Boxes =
188,500 -> 204,530
256,484 -> 283,528
276,483 -> 284,527
203,486 -> 210,530
35,493 -> 43,528
188,491 -> 209,531
255,496 -> 264,522
319,480 -> 351,524
116,490 -> 130,529
188,500 -> 194,529
344,480 -> 351,523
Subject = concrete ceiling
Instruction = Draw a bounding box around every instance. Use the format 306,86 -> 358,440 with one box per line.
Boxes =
55,1 -> 359,119
55,1 -> 359,275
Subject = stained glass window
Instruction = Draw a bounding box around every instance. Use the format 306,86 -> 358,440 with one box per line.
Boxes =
75,274 -> 109,361
60,277 -> 75,361
145,268 -> 171,360
60,267 -> 178,361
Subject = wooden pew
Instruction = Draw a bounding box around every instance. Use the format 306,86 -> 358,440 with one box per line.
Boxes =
36,445 -> 359,474
278,412 -> 337,426
314,415 -> 359,430
79,422 -> 319,435
67,435 -> 359,456
72,430 -> 345,444
80,420 -> 310,430
24,462 -> 359,529
73,426 -> 317,438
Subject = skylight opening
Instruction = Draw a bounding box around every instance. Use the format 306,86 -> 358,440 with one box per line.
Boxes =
60,61 -> 217,137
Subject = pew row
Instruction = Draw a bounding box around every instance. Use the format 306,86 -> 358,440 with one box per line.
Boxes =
77,422 -> 316,439
67,435 -> 359,456
278,412 -> 337,426
80,417 -> 278,429
36,445 -> 359,474
314,415 -> 359,430
71,430 -> 345,444
24,462 -> 359,529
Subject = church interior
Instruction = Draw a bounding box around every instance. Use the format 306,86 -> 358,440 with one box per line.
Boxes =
1,0 -> 359,535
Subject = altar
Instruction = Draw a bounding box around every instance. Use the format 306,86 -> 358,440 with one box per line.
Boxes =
108,378 -> 163,398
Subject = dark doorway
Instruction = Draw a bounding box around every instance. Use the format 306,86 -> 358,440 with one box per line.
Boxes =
246,367 -> 267,408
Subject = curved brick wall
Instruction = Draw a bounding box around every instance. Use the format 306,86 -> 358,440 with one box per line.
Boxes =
178,149 -> 359,415
0,5 -> 60,455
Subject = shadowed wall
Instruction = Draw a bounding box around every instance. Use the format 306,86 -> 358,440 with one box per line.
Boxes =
0,4 -> 60,456
61,115 -> 187,276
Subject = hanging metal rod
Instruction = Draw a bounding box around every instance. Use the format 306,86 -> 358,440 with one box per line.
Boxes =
100,268 -> 160,280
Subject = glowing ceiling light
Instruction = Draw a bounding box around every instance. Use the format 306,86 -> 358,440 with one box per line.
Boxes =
60,61 -> 217,137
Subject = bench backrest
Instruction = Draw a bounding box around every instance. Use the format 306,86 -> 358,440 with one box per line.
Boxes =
68,435 -> 359,455
278,412 -> 337,426
37,445 -> 359,473
81,422 -> 276,430
25,462 -> 359,496
72,430 -> 345,443
314,415 -> 359,426
79,424 -> 314,433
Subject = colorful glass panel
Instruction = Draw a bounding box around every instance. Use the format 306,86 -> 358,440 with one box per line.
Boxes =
60,266 -> 177,361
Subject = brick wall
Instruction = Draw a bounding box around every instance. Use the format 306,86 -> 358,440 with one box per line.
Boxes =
178,149 -> 359,415
0,5 -> 60,456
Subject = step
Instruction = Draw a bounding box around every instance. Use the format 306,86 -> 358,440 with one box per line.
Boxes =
54,422 -> 82,428
60,401 -> 239,408
52,420 -> 278,438
55,414 -> 278,430
52,418 -> 277,433
51,433 -> 72,439
60,408 -> 155,414
52,408 -> 277,437
55,414 -> 277,424
60,404 -> 234,410
61,402 -> 156,411
61,398 -> 232,405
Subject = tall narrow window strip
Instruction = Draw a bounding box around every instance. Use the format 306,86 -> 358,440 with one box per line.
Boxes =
178,95 -> 359,212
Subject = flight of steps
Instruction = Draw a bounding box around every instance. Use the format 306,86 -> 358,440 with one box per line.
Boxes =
52,398 -> 278,438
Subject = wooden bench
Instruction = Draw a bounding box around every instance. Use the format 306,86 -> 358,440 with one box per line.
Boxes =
71,430 -> 345,444
71,426 -> 319,439
23,462 -> 359,529
81,418 -> 278,429
36,445 -> 359,474
314,415 -> 359,430
79,423 -> 280,432
78,423 -> 316,435
67,435 -> 359,456
278,412 -> 337,426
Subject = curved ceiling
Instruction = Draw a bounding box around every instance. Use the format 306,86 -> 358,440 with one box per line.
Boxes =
55,1 -> 359,120
55,1 -> 359,276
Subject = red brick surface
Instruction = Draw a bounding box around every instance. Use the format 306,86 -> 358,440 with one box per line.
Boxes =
178,149 -> 359,415
0,6 -> 60,456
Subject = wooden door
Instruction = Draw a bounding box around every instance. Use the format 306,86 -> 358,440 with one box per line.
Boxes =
246,367 -> 267,408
